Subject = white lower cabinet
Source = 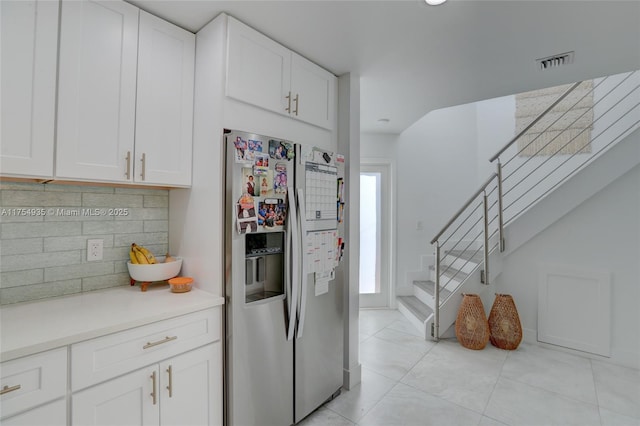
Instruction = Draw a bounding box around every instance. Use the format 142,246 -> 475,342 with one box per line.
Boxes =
71,307 -> 222,426
0,347 -> 67,421
72,343 -> 220,426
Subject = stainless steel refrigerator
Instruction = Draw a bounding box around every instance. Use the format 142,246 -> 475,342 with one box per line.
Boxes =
223,129 -> 344,426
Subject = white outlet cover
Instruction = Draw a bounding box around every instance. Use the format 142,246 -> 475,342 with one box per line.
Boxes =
87,239 -> 104,261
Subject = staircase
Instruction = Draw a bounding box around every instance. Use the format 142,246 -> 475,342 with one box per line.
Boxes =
397,70 -> 640,340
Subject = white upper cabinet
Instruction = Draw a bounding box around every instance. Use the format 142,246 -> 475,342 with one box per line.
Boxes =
56,0 -> 139,182
226,17 -> 291,118
290,53 -> 335,130
55,0 -> 194,187
0,0 -> 59,178
135,11 -> 195,187
225,16 -> 336,130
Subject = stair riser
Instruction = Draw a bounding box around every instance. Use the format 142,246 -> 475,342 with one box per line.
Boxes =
413,285 -> 434,309
397,301 -> 428,338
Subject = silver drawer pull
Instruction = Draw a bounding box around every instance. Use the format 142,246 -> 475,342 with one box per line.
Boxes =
0,384 -> 21,395
143,335 -> 177,350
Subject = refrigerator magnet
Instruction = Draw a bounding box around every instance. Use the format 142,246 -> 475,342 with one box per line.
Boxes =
269,139 -> 293,160
259,170 -> 274,197
248,139 -> 263,153
243,168 -> 258,196
258,199 -> 286,228
233,136 -> 251,163
253,153 -> 269,176
274,163 -> 287,195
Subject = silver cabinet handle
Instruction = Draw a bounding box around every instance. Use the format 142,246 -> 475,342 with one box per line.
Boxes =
166,365 -> 173,397
140,153 -> 146,181
0,384 -> 21,395
285,91 -> 292,113
150,371 -> 157,405
125,151 -> 131,180
293,94 -> 299,116
143,335 -> 177,350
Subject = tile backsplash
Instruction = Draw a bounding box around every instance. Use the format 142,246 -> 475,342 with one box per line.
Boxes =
0,182 -> 169,305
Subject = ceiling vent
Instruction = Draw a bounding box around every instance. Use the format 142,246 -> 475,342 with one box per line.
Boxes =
537,51 -> 574,70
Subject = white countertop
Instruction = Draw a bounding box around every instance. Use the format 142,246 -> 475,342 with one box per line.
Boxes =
0,286 -> 224,362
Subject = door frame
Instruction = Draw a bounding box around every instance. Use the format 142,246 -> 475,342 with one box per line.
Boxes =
359,159 -> 394,308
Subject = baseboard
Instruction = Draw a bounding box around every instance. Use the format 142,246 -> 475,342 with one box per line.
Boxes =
343,363 -> 362,390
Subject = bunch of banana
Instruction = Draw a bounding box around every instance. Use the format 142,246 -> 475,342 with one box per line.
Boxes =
129,243 -> 157,264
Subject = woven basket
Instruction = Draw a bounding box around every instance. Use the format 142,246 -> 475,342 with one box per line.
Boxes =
455,294 -> 490,350
488,294 -> 523,350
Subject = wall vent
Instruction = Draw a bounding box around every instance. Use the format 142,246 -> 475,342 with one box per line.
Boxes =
537,51 -> 574,70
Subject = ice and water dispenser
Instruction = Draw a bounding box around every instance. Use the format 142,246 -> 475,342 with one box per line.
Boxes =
244,232 -> 285,303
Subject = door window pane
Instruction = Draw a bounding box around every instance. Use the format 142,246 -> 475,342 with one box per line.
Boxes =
360,173 -> 380,294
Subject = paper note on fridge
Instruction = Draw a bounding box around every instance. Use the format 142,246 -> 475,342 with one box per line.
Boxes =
305,230 -> 339,275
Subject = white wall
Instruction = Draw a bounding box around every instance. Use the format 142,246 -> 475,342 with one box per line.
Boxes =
393,104 -> 479,294
495,165 -> 640,369
360,133 -> 398,159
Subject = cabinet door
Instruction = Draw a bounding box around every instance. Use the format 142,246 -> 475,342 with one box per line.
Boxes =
56,0 -> 139,182
73,366 -> 160,426
2,398 -> 66,426
0,0 -> 58,177
226,16 -> 291,117
135,11 -> 195,187
160,343 -> 222,426
290,53 -> 336,130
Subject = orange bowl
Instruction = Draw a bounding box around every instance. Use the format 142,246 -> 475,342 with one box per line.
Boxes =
168,276 -> 193,293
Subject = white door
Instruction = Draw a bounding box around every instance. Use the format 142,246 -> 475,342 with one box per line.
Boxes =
72,366 -> 160,426
135,11 -> 194,186
56,0 -> 139,182
359,163 -> 392,308
160,343 -> 221,426
0,0 -> 58,178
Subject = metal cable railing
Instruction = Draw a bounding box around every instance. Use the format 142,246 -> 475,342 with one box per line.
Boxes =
428,70 -> 639,341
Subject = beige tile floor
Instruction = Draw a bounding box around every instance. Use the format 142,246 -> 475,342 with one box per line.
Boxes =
298,309 -> 640,426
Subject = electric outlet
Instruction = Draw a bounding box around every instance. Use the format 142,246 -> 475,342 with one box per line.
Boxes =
87,239 -> 103,261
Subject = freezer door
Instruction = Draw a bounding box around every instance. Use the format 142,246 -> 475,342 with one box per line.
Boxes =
225,130 -> 294,426
294,272 -> 344,423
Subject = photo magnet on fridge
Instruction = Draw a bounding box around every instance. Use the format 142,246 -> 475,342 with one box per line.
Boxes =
259,170 -> 274,197
243,168 -> 258,196
269,140 -> 294,160
253,153 -> 269,176
233,136 -> 251,163
258,199 -> 286,229
236,194 -> 258,234
274,163 -> 287,195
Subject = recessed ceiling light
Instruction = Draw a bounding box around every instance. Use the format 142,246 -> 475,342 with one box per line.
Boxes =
425,0 -> 447,5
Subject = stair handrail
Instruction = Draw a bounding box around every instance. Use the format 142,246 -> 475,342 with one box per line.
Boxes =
430,172 -> 498,245
427,70 -> 639,342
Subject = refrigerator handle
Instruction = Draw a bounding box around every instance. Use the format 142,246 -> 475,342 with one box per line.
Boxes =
296,188 -> 308,339
286,186 -> 298,341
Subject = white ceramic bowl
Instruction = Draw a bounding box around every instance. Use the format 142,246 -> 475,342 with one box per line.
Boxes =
127,257 -> 182,282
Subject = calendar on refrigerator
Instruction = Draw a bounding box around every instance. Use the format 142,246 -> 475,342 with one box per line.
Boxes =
305,162 -> 338,221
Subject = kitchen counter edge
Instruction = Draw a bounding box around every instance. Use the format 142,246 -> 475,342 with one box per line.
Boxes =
0,286 -> 224,362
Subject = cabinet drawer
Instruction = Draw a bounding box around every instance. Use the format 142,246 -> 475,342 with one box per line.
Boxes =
71,308 -> 220,391
0,347 -> 67,419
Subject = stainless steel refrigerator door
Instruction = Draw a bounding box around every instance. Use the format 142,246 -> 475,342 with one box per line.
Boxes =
294,272 -> 344,423
224,130 -> 294,426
